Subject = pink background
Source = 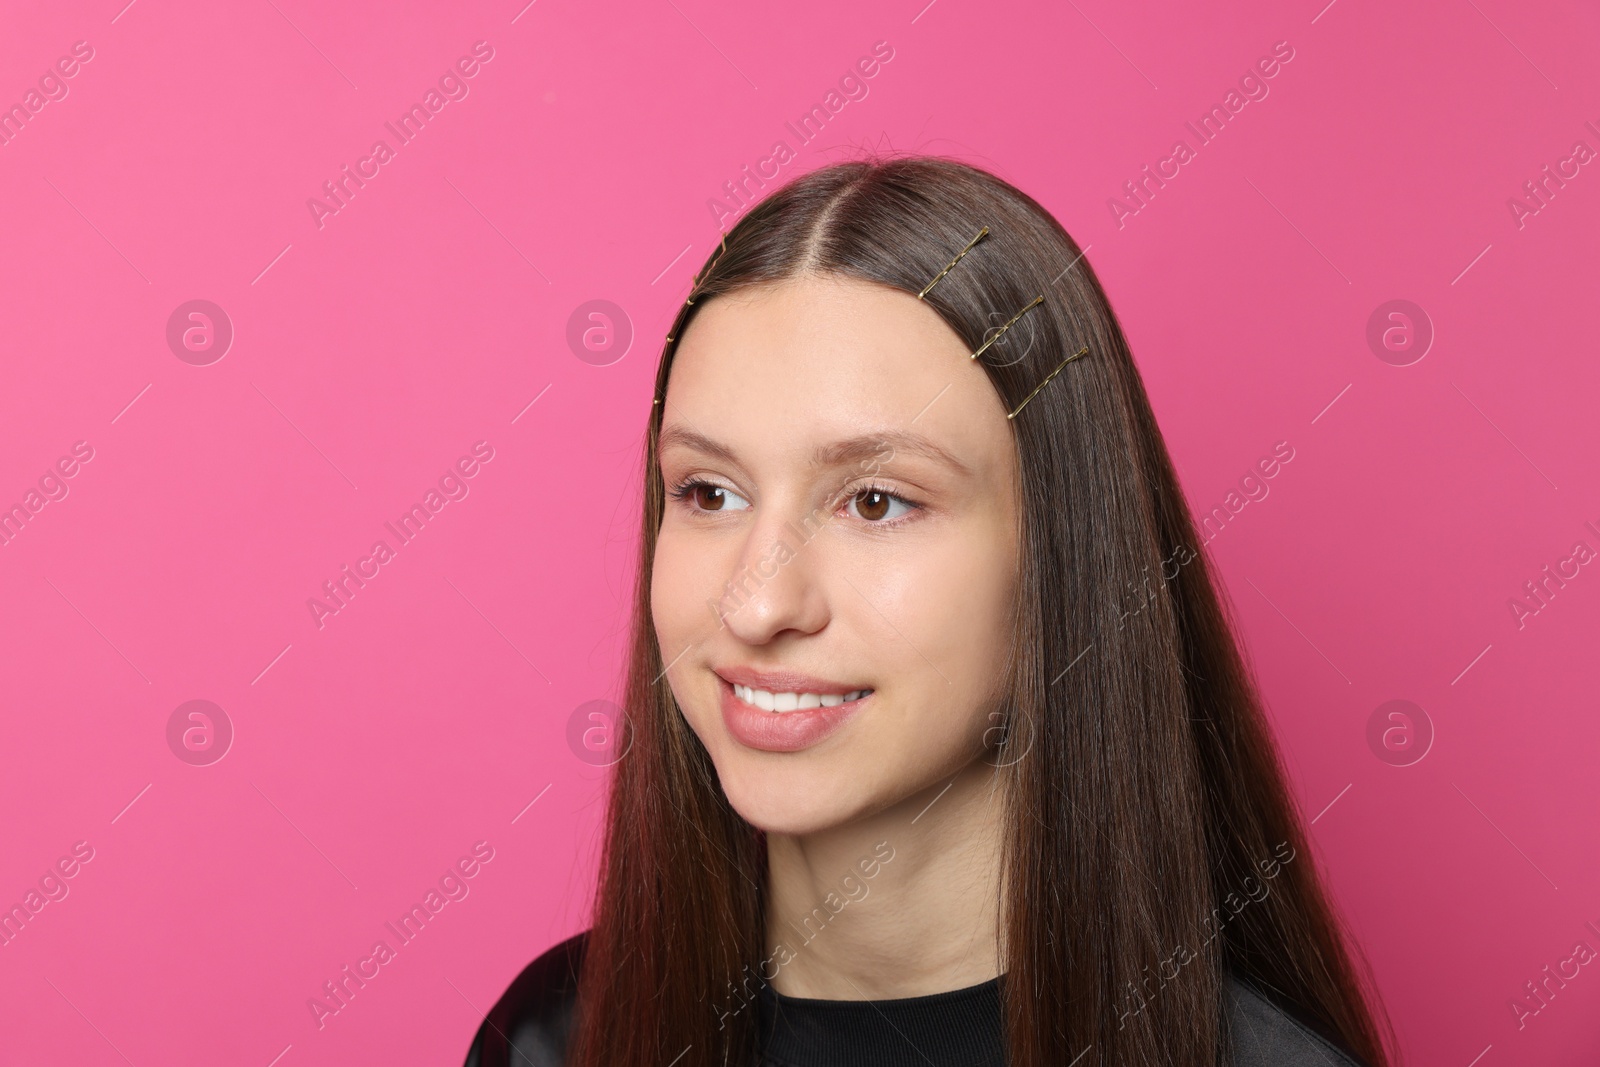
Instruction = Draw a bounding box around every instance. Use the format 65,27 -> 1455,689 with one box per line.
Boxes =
1,0 -> 1597,1063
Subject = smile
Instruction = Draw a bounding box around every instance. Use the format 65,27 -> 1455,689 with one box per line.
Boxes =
717,676 -> 871,752
731,684 -> 873,713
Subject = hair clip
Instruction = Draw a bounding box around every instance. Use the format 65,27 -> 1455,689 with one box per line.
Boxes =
668,231 -> 731,342
1007,345 -> 1088,420
685,230 -> 730,307
918,227 -> 989,300
973,295 -> 1044,360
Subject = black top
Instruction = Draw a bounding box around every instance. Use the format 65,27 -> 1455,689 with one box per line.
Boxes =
756,973 -> 1005,1067
462,931 -> 1368,1067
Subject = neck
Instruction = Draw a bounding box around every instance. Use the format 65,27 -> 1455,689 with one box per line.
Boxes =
762,756 -> 1007,999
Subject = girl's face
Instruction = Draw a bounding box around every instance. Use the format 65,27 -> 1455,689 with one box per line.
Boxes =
651,274 -> 1021,836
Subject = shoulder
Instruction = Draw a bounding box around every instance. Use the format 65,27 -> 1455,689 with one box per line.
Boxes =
1222,973 -> 1368,1067
462,930 -> 587,1067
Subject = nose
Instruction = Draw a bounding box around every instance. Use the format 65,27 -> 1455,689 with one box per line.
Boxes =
711,505 -> 830,645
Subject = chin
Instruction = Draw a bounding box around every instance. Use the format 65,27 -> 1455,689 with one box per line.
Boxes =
688,723 -> 876,838
706,749 -> 874,837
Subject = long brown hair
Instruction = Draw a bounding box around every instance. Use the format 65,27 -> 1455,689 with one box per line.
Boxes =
569,154 -> 1395,1067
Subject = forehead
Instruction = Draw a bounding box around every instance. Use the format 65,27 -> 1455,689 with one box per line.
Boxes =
661,275 -> 1011,467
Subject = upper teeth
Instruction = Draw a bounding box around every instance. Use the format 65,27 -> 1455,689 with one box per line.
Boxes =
733,684 -> 871,713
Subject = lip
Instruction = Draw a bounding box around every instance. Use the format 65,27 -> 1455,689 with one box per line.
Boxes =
716,674 -> 871,753
713,664 -> 870,695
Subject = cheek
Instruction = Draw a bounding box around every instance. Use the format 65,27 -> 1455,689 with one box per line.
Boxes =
650,526 -> 727,726
650,529 -> 707,671
855,527 -> 1017,744
649,530 -> 689,641
903,526 -> 1013,653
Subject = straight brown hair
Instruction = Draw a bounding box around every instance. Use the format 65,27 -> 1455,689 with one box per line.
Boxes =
567,153 -> 1395,1067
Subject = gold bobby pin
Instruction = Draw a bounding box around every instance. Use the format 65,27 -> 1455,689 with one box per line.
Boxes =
686,230 -> 729,307
972,295 -> 1044,360
1007,345 -> 1088,420
668,230 -> 732,341
918,227 -> 989,300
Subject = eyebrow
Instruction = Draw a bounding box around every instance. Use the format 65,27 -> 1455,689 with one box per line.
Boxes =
657,425 -> 973,478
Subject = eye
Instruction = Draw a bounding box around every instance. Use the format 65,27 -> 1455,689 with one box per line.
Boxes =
668,478 -> 752,514
667,477 -> 920,527
843,483 -> 918,524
